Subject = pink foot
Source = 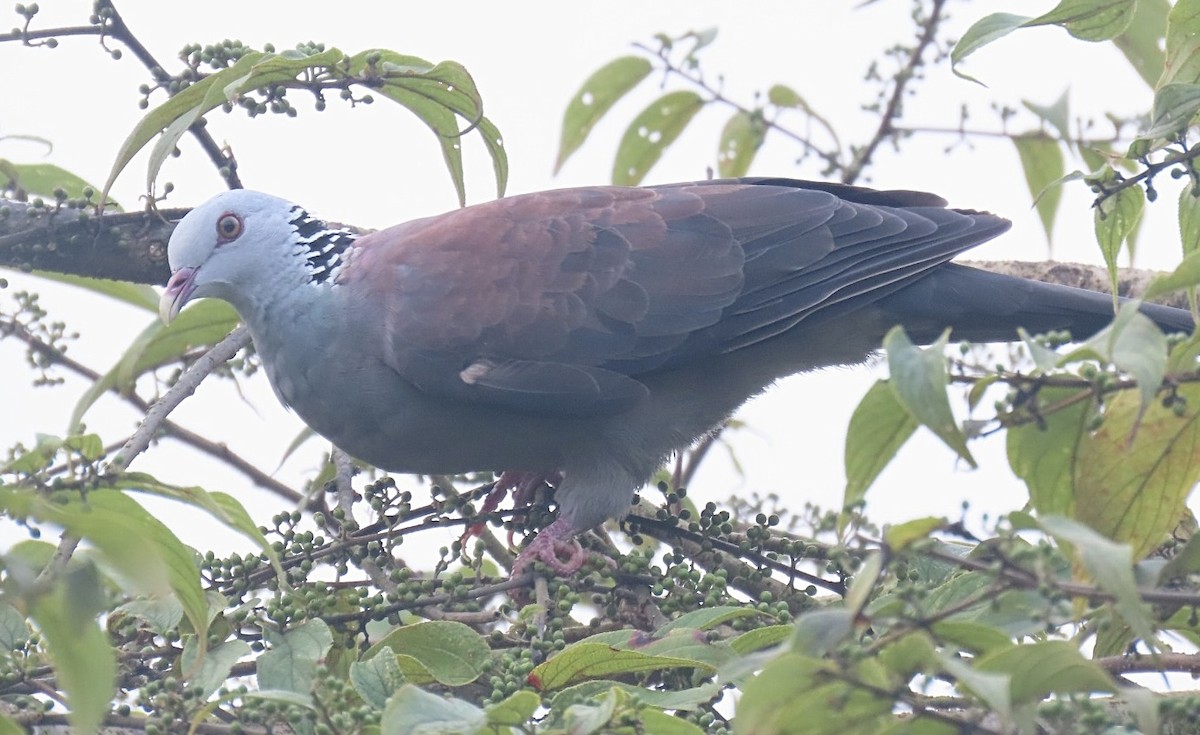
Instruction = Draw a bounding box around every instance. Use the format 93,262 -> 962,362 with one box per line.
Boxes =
511,517 -> 588,577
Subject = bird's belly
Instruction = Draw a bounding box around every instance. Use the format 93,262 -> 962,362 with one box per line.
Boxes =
265,345 -> 575,474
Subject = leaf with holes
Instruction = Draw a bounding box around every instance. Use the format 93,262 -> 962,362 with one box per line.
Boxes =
612,91 -> 704,186
556,56 -> 652,173
716,110 -> 765,178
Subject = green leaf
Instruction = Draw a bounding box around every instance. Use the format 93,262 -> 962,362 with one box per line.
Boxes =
528,643 -> 714,691
716,110 -> 765,178
938,653 -> 1012,725
364,621 -> 490,686
1144,249 -> 1200,299
1094,181 -> 1145,294
381,685 -> 486,735
950,13 -> 1032,83
1074,384 -> 1200,559
767,84 -> 804,108
258,618 -> 334,693
1013,135 -> 1065,244
551,681 -> 720,713
884,327 -> 976,467
1007,387 -> 1097,518
0,714 -> 22,735
659,605 -> 761,633
612,90 -> 704,186
484,690 -> 540,727
0,161 -> 113,206
639,709 -> 706,735
1181,185 -> 1200,258
729,625 -> 793,655
114,596 -> 184,636
23,272 -> 156,311
1076,301 -> 1167,410
1159,0 -> 1200,87
118,472 -> 284,580
0,488 -> 208,644
975,640 -> 1116,703
555,56 -> 653,173
790,608 -> 855,657
930,620 -> 1013,654
1027,0 -> 1138,41
843,379 -> 918,512
1141,83 -> 1200,140
0,604 -> 30,651
347,51 -> 502,205
70,301 -> 240,431
181,635 -> 251,699
736,654 -> 892,735
351,647 -> 406,709
28,562 -> 117,735
1022,90 -> 1070,142
1038,516 -> 1157,641
1114,0 -> 1169,87
884,517 -> 945,551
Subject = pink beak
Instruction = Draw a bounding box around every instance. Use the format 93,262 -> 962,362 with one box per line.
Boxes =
159,267 -> 197,324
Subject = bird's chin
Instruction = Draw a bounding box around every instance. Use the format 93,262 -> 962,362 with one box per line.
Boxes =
159,267 -> 198,324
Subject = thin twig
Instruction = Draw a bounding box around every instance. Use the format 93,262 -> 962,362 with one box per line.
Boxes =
110,326 -> 252,471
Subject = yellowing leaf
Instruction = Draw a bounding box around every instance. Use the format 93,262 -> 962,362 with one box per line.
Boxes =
1075,384 -> 1200,558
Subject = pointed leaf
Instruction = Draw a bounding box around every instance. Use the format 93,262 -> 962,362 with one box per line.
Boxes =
1094,181 -> 1145,294
716,110 -> 765,178
30,271 -> 157,312
1022,90 -> 1070,142
1038,516 -> 1157,640
1027,0 -> 1137,41
1144,249 -> 1200,299
0,162 -> 113,205
612,91 -> 704,186
1140,83 -> 1200,140
950,13 -> 1031,83
364,621 -> 489,686
27,562 -> 116,735
528,643 -> 714,691
555,56 -> 652,173
1113,0 -> 1169,87
843,380 -> 918,512
258,618 -> 334,693
975,640 -> 1115,703
485,690 -> 540,727
1013,135 -> 1065,243
1076,302 -> 1167,410
351,647 -> 406,709
884,327 -> 975,467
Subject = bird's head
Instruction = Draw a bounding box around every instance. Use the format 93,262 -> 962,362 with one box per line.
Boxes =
160,189 -> 355,324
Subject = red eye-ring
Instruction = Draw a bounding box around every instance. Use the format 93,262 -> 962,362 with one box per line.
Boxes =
216,212 -> 243,243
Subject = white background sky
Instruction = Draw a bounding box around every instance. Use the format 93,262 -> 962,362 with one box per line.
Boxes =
0,1 -> 1191,556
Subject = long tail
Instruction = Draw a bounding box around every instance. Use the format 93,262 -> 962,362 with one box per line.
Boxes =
876,263 -> 1195,343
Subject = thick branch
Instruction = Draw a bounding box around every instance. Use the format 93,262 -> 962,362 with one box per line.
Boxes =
0,201 -> 186,284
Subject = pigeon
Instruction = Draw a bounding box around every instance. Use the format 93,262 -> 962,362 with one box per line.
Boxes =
159,177 -> 1194,575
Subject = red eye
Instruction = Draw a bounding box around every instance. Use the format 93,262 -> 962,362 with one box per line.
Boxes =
216,213 -> 243,243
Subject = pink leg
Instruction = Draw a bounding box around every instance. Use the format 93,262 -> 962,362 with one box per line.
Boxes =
462,471 -> 562,543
